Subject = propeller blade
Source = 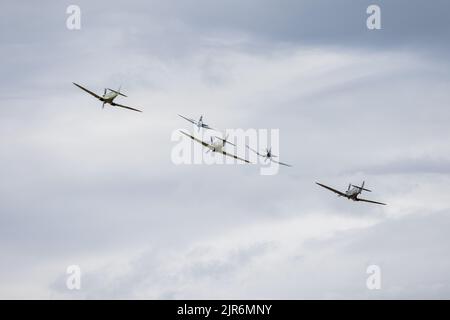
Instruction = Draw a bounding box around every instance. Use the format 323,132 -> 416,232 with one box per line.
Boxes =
223,134 -> 229,146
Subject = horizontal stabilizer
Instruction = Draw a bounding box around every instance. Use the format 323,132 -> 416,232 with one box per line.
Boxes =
107,88 -> 127,97
352,185 -> 372,192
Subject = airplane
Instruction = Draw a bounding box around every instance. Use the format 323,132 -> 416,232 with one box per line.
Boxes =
246,145 -> 292,167
73,82 -> 142,112
316,181 -> 386,205
178,114 -> 215,131
180,131 -> 250,163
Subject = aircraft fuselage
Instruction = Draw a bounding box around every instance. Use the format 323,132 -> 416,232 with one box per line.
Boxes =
345,187 -> 362,200
210,144 -> 223,153
101,92 -> 118,104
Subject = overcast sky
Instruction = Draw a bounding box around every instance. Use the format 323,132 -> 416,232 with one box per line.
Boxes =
1,0 -> 450,299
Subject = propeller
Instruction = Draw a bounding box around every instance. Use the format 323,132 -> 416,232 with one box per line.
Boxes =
197,115 -> 204,132
102,88 -> 107,109
205,136 -> 214,154
347,183 -> 351,192
262,147 -> 268,160
265,147 -> 277,162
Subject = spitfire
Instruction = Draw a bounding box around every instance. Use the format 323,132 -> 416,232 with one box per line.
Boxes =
178,114 -> 215,131
179,130 -> 250,163
73,82 -> 142,112
316,181 -> 386,206
246,145 -> 292,167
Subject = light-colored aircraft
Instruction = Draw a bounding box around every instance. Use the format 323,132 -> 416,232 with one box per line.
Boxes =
316,181 -> 386,205
178,114 -> 215,131
73,82 -> 142,112
180,131 -> 250,163
246,145 -> 292,167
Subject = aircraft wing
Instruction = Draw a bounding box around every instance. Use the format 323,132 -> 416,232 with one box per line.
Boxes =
221,150 -> 250,163
73,82 -> 102,100
246,145 -> 263,157
316,182 -> 347,197
179,131 -> 212,149
271,159 -> 292,167
356,198 -> 387,206
111,102 -> 142,113
178,114 -> 198,126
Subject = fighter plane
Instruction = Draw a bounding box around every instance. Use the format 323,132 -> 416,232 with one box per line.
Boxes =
73,82 -> 142,112
178,114 -> 215,131
316,181 -> 386,205
246,145 -> 292,167
180,131 -> 250,163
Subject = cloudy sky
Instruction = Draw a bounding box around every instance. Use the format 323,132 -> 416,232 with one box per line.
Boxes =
1,0 -> 450,299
